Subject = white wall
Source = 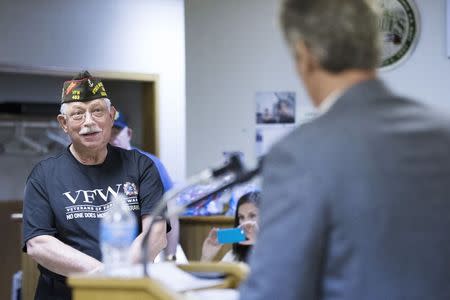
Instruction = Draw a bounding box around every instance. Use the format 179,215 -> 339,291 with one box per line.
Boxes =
0,0 -> 186,199
185,0 -> 450,175
379,0 -> 450,107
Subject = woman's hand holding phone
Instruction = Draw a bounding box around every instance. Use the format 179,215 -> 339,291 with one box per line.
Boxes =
200,227 -> 223,261
239,221 -> 259,245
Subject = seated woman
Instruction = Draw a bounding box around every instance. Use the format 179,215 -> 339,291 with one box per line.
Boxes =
200,191 -> 260,263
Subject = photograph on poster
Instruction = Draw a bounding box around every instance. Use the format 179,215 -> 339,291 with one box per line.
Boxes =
255,91 -> 297,157
255,91 -> 295,124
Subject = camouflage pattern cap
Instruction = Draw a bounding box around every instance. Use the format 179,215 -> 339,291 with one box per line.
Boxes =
61,70 -> 108,104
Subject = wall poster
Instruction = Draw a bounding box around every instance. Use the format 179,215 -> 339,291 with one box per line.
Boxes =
255,91 -> 296,158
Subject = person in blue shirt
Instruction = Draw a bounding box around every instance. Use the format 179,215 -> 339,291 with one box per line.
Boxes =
110,111 -> 180,261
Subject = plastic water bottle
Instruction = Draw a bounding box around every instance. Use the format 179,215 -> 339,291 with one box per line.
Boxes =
100,194 -> 137,276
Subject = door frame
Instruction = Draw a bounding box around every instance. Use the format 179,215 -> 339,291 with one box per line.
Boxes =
0,63 -> 160,155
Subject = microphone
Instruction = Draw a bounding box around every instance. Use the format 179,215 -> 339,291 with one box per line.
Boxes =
140,154 -> 263,276
211,153 -> 243,177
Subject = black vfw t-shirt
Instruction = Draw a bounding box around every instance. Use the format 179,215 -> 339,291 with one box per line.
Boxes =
22,144 -> 164,277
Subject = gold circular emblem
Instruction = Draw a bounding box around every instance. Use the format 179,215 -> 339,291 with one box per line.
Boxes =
377,0 -> 420,70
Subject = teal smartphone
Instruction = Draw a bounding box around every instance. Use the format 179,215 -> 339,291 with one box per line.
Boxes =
217,228 -> 246,244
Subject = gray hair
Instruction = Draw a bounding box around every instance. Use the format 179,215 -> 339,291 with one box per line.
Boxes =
60,98 -> 112,116
279,0 -> 381,72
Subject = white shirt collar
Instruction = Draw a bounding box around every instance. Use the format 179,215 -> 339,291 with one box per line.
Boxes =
317,89 -> 344,114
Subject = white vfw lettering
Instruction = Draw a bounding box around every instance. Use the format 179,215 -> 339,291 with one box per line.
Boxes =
62,184 -> 122,204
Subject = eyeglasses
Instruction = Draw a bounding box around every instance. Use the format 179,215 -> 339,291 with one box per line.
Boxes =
66,107 -> 108,122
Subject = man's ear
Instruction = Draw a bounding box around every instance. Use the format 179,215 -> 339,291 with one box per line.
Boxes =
57,114 -> 68,133
294,40 -> 319,76
109,106 -> 117,122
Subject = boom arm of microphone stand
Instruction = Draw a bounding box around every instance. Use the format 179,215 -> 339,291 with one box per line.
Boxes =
140,155 -> 262,277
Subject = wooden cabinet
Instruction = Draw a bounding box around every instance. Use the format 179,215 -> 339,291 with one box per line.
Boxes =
22,253 -> 39,300
10,211 -> 39,300
1,202 -> 23,300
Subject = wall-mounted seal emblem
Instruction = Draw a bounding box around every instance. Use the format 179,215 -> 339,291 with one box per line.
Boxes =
377,0 -> 420,70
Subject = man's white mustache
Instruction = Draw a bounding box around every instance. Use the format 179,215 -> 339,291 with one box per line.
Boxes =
79,127 -> 102,135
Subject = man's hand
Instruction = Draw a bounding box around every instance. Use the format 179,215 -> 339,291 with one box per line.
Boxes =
130,215 -> 167,263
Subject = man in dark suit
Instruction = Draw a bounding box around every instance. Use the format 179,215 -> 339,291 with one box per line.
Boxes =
240,0 -> 450,299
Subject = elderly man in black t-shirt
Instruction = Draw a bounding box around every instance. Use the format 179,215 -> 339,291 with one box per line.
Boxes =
22,70 -> 167,300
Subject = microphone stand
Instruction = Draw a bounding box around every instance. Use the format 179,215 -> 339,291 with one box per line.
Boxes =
140,155 -> 263,277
